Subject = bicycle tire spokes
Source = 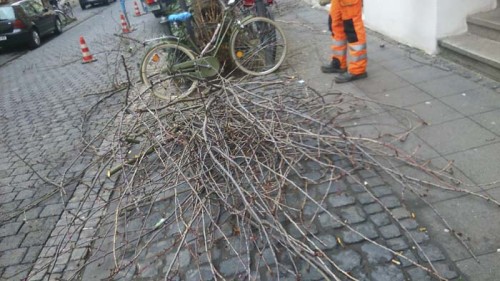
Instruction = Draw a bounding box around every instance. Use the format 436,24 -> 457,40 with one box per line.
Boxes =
230,17 -> 286,76
141,43 -> 199,101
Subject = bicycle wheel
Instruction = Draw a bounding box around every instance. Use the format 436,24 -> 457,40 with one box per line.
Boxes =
229,16 -> 286,76
140,42 -> 199,101
63,3 -> 74,19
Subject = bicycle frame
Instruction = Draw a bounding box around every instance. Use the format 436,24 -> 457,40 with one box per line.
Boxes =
158,1 -> 254,79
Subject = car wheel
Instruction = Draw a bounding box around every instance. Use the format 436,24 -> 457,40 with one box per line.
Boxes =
28,29 -> 41,49
54,18 -> 63,34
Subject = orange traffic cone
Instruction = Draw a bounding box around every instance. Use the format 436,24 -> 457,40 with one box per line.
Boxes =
80,36 -> 96,63
134,1 -> 141,17
120,13 -> 131,33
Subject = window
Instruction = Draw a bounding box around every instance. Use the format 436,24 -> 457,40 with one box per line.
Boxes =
20,1 -> 37,16
30,0 -> 45,13
0,7 -> 15,20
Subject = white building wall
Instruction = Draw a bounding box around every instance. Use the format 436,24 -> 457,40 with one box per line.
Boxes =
436,0 -> 497,38
363,0 -> 497,54
363,0 -> 438,54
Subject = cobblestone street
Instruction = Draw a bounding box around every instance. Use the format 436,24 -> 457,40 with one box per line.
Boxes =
1,0 -> 500,280
0,2 -> 164,280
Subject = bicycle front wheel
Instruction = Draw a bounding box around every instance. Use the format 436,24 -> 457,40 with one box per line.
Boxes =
229,16 -> 286,76
64,4 -> 74,19
140,42 -> 199,101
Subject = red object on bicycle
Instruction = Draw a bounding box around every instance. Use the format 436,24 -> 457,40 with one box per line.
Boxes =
243,0 -> 273,7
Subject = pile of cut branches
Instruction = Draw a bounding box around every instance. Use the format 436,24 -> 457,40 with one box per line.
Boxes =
95,75 -> 500,280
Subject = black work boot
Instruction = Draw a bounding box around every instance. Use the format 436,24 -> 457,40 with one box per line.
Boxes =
320,58 -> 346,74
335,72 -> 368,83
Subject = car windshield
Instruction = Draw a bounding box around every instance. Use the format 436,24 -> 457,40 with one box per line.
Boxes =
0,6 -> 15,20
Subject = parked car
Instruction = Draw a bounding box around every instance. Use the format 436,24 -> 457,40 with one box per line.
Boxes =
79,0 -> 115,10
0,0 -> 62,49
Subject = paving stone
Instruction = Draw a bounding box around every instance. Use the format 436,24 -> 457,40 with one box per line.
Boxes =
350,183 -> 367,193
0,248 -> 27,266
386,237 -> 409,251
363,177 -> 385,187
369,213 -> 391,227
55,252 -> 71,265
21,230 -> 51,247
433,262 -> 458,280
287,222 -> 318,238
328,193 -> 356,208
146,240 -> 175,259
186,267 -> 215,280
379,195 -> 401,208
70,247 -> 89,261
2,264 -> 30,280
406,267 -> 431,281
370,265 -> 405,281
39,204 -> 63,218
22,245 -> 43,263
0,192 -> 17,204
360,243 -> 393,264
341,222 -> 378,244
332,249 -> 361,271
255,248 -> 276,265
363,203 -> 383,215
358,169 -> 377,179
391,207 -> 411,220
318,212 -> 343,229
0,234 -> 24,251
356,192 -> 376,205
340,206 -> 366,224
165,249 -> 191,269
313,180 -> 347,195
299,263 -> 324,281
379,224 -> 401,239
303,202 -> 327,218
15,189 -> 36,200
19,217 -> 56,233
303,170 -> 322,181
313,234 -> 337,250
406,230 -> 429,244
399,219 -> 419,230
371,186 -> 393,197
219,256 -> 247,277
398,250 -> 418,267
0,221 -> 22,238
138,259 -> 161,278
417,244 -> 445,262
114,262 -> 136,281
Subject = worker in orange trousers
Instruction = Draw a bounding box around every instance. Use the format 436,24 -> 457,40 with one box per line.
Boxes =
321,0 -> 368,83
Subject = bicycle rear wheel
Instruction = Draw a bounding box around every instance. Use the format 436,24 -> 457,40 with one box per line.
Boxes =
229,16 -> 286,76
140,42 -> 199,101
63,3 -> 74,19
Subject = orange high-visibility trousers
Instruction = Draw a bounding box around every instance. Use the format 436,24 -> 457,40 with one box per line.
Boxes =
329,0 -> 367,75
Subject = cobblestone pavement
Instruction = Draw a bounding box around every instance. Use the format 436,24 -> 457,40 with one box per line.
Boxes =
0,2 -> 166,280
1,0 -> 498,280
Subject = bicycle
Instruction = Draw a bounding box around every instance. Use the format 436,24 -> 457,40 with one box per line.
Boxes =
50,0 -> 76,24
139,0 -> 287,101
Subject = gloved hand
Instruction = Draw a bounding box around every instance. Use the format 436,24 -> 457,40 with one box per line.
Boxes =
319,0 -> 330,6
